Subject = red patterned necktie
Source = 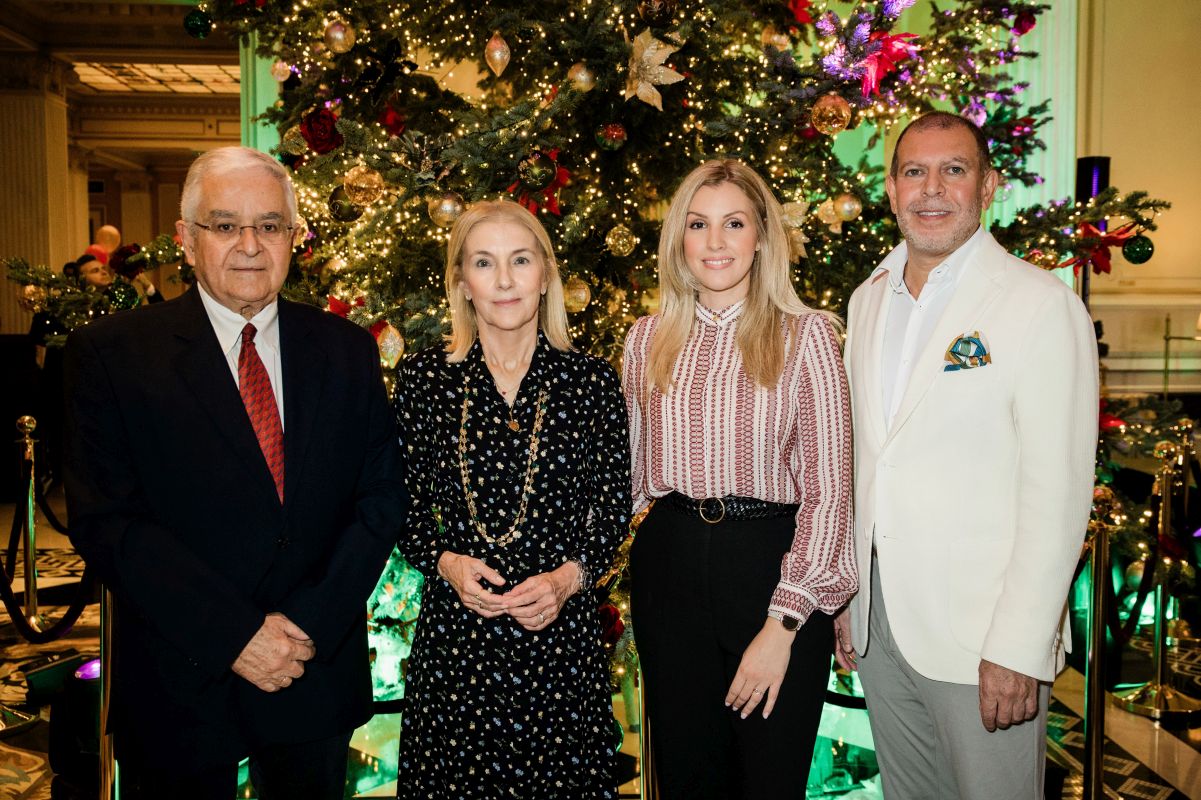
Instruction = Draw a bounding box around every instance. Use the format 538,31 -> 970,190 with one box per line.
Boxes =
238,323 -> 284,502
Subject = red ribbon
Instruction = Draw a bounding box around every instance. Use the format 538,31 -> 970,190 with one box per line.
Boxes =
327,295 -> 364,318
860,31 -> 920,98
1059,222 -> 1136,275
789,0 -> 814,24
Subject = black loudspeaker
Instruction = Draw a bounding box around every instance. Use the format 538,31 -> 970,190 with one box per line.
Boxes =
21,649 -> 87,705
1075,156 -> 1110,202
48,657 -> 101,792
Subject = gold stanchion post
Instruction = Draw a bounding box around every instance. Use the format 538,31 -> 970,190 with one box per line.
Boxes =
638,668 -> 656,800
1082,486 -> 1112,800
100,588 -> 117,799
1113,438 -> 1201,723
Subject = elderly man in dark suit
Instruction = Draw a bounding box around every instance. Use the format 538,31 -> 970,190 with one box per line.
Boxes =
64,146 -> 406,800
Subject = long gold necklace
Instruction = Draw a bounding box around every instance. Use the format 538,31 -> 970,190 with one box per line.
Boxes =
458,371 -> 548,547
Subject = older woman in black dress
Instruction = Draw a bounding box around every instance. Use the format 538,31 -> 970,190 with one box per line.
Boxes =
393,200 -> 630,799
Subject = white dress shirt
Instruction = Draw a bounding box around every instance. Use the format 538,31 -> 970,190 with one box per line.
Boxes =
876,225 -> 986,431
197,284 -> 285,429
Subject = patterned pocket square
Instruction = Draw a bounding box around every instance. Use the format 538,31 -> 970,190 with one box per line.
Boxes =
944,331 -> 991,371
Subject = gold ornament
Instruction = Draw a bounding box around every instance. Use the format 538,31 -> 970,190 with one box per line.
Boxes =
19,284 -> 47,313
625,29 -> 685,111
343,165 -> 385,205
638,199 -> 670,222
605,224 -> 637,257
833,193 -> 863,222
323,20 -> 356,54
816,199 -> 842,233
1024,249 -> 1060,270
1152,440 -> 1180,462
563,275 -> 592,312
281,125 -> 308,156
568,62 -> 597,92
760,25 -> 791,51
375,322 -> 405,369
781,201 -> 811,261
485,31 -> 511,77
641,286 -> 661,313
811,92 -> 852,136
270,61 -> 292,82
428,192 -> 465,227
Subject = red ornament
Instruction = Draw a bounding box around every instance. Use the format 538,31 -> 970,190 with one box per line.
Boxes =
506,148 -> 571,216
796,121 -> 820,140
109,243 -> 144,280
598,603 -> 625,646
300,108 -> 344,154
789,0 -> 814,24
378,106 -> 406,137
1013,11 -> 1037,36
1099,412 -> 1126,433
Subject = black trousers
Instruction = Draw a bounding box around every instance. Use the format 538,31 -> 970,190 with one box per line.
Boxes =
630,501 -> 833,800
118,729 -> 354,800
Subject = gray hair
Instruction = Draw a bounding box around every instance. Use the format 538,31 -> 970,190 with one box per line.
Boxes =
179,146 -> 298,224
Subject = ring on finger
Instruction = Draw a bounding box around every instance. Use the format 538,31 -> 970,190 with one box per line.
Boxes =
752,689 -> 763,695
538,611 -> 546,624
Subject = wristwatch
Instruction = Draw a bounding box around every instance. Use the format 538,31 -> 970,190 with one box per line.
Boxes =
768,610 -> 801,631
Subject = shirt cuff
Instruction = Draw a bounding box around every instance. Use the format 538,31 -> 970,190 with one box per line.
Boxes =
768,583 -> 818,627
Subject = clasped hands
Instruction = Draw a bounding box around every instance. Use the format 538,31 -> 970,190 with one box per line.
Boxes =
231,612 -> 315,693
438,551 -> 579,632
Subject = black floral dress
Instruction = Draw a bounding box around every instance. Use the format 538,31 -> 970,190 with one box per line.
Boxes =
393,334 -> 631,799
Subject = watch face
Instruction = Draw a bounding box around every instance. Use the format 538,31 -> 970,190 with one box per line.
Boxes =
782,615 -> 801,631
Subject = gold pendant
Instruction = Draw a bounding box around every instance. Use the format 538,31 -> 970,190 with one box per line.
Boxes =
508,419 -> 520,432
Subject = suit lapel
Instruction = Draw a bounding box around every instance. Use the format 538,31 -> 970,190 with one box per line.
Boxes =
885,240 -> 1007,442
279,299 -> 328,506
854,272 -> 891,448
172,288 -> 282,502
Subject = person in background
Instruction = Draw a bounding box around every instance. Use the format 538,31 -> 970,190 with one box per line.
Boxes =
623,159 -> 856,800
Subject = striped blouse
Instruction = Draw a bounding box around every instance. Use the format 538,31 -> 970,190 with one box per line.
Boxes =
622,300 -> 857,624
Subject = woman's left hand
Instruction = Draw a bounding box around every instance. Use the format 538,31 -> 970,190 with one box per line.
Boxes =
502,562 -> 580,631
725,619 -> 796,720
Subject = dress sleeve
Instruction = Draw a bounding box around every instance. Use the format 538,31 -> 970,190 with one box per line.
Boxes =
394,355 -> 444,578
621,317 -> 652,514
769,314 -> 858,625
572,361 -> 633,582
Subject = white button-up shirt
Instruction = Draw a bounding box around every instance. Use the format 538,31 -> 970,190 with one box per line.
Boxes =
876,225 -> 985,431
197,284 -> 285,429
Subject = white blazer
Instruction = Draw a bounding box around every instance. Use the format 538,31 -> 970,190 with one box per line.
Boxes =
845,231 -> 1098,684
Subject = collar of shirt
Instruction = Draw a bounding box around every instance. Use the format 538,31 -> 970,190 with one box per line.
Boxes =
196,284 -> 281,359
873,224 -> 987,299
694,298 -> 745,328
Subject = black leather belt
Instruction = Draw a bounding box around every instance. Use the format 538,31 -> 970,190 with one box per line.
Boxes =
663,492 -> 799,524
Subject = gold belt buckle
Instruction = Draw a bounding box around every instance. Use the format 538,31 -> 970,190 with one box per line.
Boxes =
698,497 -> 726,524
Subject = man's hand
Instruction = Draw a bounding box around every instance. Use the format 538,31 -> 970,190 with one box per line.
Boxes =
725,619 -> 795,720
232,613 -> 315,692
978,659 -> 1038,731
833,607 -> 857,671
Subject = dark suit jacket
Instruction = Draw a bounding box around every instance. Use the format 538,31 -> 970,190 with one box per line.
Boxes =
64,288 -> 406,770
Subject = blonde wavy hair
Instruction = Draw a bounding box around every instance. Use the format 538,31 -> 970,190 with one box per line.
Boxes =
647,159 -> 839,393
444,200 -> 572,362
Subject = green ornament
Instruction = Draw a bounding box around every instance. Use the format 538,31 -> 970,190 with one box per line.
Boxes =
183,9 -> 214,40
1122,234 -> 1154,265
517,151 -> 557,192
328,186 -> 364,223
105,280 -> 140,311
612,716 -> 625,753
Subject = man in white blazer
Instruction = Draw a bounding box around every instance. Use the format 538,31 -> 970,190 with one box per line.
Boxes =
835,112 -> 1098,798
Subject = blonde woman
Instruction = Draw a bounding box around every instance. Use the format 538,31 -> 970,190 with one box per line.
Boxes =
623,160 -> 856,799
394,200 -> 630,799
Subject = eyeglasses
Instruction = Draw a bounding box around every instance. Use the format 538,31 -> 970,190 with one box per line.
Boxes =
190,221 -> 295,244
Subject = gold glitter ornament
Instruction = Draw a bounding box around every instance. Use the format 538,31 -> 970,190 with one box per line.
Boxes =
816,199 -> 842,233
428,192 -> 465,227
605,224 -> 637,257
625,29 -> 685,111
270,61 -> 292,82
811,92 -> 852,136
833,193 -> 863,222
376,322 -> 405,369
760,25 -> 791,51
563,276 -> 592,312
485,31 -> 511,77
780,201 -> 811,260
343,165 -> 385,205
281,125 -> 308,156
568,62 -> 597,92
323,20 -> 356,54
